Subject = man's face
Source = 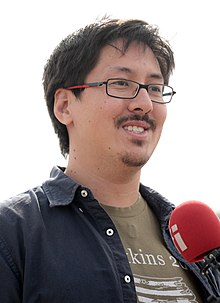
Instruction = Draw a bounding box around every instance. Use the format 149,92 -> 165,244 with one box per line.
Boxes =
66,41 -> 167,171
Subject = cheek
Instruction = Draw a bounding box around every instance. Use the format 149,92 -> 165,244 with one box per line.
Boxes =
77,104 -> 115,133
153,105 -> 167,128
94,101 -> 125,127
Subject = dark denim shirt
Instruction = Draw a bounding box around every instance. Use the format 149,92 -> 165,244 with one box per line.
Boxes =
0,166 -> 219,302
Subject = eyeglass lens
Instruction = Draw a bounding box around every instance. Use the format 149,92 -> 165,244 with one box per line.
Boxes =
107,79 -> 173,103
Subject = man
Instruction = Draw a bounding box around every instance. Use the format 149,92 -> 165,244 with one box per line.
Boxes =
0,17 -> 219,302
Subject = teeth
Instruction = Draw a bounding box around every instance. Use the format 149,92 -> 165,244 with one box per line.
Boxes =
124,126 -> 145,133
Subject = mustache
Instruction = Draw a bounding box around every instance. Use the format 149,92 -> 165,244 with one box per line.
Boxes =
115,114 -> 156,130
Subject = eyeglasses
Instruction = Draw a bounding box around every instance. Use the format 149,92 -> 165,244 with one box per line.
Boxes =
66,78 -> 176,104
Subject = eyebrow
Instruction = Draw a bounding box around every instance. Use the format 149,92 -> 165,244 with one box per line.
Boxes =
109,66 -> 164,81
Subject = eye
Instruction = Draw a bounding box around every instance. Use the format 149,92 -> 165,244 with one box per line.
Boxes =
148,85 -> 163,95
109,79 -> 129,87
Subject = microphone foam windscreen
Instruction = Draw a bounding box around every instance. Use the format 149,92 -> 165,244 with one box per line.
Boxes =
169,200 -> 220,262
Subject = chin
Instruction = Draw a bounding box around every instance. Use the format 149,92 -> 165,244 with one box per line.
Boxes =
121,153 -> 149,168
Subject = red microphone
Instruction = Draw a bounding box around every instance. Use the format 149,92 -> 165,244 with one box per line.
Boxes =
169,200 -> 220,263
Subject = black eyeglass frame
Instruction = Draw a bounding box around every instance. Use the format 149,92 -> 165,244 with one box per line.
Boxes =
66,78 -> 176,104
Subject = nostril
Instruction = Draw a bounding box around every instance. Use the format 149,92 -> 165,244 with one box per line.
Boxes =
133,107 -> 143,112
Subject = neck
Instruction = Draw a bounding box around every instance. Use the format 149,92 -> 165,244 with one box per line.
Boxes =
65,158 -> 141,207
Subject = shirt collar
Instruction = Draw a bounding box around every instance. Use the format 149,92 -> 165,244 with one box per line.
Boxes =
42,166 -> 80,207
42,167 -> 175,217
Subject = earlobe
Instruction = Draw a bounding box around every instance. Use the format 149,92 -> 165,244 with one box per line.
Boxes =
54,89 -> 74,125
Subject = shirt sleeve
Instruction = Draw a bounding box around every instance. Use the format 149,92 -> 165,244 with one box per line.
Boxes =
0,235 -> 22,302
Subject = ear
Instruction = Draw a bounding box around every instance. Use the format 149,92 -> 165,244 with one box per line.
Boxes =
54,89 -> 75,125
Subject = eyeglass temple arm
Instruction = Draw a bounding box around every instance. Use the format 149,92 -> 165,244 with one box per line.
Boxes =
163,91 -> 176,97
67,82 -> 104,90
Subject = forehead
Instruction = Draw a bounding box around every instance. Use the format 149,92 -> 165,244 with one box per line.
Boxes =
88,40 -> 163,80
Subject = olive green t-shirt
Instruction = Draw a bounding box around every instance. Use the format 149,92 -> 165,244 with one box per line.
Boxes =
101,195 -> 203,302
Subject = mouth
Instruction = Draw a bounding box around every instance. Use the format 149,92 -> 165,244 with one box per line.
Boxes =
115,114 -> 156,140
123,125 -> 146,134
122,120 -> 150,139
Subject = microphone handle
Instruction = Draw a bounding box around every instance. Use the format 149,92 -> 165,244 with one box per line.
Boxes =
200,249 -> 220,276
200,249 -> 220,303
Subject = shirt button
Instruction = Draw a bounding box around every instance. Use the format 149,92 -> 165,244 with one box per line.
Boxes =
81,190 -> 88,197
124,275 -> 131,283
106,228 -> 114,236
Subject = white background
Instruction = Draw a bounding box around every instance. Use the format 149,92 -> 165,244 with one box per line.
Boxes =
0,0 -> 220,212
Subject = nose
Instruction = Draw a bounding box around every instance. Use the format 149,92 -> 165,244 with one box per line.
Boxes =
127,87 -> 153,114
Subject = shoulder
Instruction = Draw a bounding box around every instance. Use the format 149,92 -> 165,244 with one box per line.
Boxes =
0,186 -> 48,258
0,186 -> 48,240
0,186 -> 46,218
